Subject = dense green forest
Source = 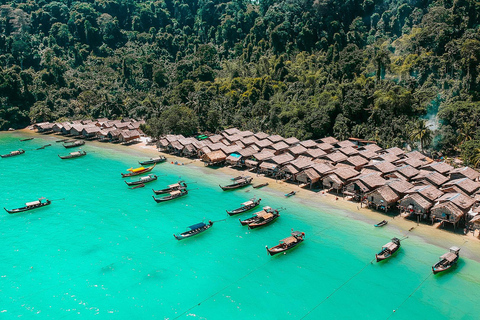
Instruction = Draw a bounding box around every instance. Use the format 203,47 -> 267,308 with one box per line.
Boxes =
1,0 -> 480,163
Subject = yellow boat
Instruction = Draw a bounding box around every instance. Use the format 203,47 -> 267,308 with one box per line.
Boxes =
128,166 -> 146,173
121,164 -> 156,177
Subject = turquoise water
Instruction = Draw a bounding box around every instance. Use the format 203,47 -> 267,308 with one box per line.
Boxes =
1,132 -> 480,319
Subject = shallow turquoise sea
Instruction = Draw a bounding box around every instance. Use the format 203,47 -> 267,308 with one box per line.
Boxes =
1,132 -> 480,319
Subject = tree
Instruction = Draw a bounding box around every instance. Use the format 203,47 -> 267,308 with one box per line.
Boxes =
409,119 -> 432,151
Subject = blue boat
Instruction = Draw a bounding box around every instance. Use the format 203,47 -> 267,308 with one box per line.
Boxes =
174,221 -> 213,240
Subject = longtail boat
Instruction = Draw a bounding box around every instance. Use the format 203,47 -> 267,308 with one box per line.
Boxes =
174,221 -> 213,240
239,206 -> 280,229
266,231 -> 305,256
374,220 -> 388,227
285,191 -> 296,197
129,183 -> 145,189
58,151 -> 87,159
139,156 -> 167,165
37,144 -> 52,150
253,182 -> 269,189
226,198 -> 261,216
219,176 -> 253,190
1,149 -> 25,158
152,189 -> 188,203
432,246 -> 460,274
152,181 -> 187,195
4,198 -> 51,214
376,237 -> 401,262
121,164 -> 156,177
63,140 -> 85,148
20,137 -> 34,141
56,138 -> 70,143
125,174 -> 157,186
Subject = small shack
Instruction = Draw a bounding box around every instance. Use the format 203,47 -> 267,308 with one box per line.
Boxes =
202,150 -> 227,166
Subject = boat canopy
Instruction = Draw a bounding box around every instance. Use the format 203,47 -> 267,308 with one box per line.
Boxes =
128,166 -> 145,172
188,222 -> 206,230
440,252 -> 457,262
242,200 -> 254,206
281,236 -> 298,244
383,242 -> 397,251
26,200 -> 41,206
291,231 -> 304,237
170,190 -> 181,195
140,175 -> 152,180
449,246 -> 461,253
168,183 -> 181,188
257,211 -> 273,219
71,151 -> 81,155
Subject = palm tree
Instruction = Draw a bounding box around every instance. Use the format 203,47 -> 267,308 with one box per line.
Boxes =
472,148 -> 480,168
457,122 -> 475,146
409,119 -> 432,151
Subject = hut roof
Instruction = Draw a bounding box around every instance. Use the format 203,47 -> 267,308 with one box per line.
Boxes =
338,146 -> 359,156
221,144 -> 242,155
443,178 -> 480,195
386,179 -> 414,194
354,172 -> 386,189
449,166 -> 480,180
343,155 -> 368,168
288,145 -> 308,155
397,157 -> 428,168
385,147 -> 405,156
271,141 -> 289,151
436,193 -> 476,210
333,167 -> 360,180
82,126 -> 100,134
245,159 -> 258,167
283,164 -> 299,174
316,143 -> 334,151
396,165 -> 420,179
441,185 -> 469,197
367,185 -> 400,203
259,161 -> 277,171
170,140 -> 183,150
323,151 -> 348,163
253,150 -> 275,161
256,139 -> 273,148
183,144 -> 196,152
238,130 -> 254,137
223,128 -> 241,135
284,137 -> 300,145
311,163 -> 335,175
290,155 -> 314,170
269,153 -> 294,165
336,140 -> 356,148
241,136 -> 260,146
299,168 -> 321,181
238,147 -> 257,158
322,173 -> 344,186
234,140 -> 245,149
432,202 -> 465,220
208,134 -> 224,143
305,148 -> 327,158
320,136 -> 338,144
400,193 -> 433,210
224,134 -> 243,142
421,161 -> 454,174
377,153 -> 400,163
267,135 -> 284,143
362,144 -> 383,153
412,170 -> 449,187
366,161 -> 398,174
406,150 -> 426,160
299,140 -> 317,148
202,150 -> 227,163
406,184 -> 444,201
254,132 -> 269,140
208,142 -> 226,151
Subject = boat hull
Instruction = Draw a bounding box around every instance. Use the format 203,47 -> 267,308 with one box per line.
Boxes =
267,239 -> 304,256
248,215 -> 279,229
226,200 -> 261,216
139,157 -> 167,165
121,164 -> 155,177
125,176 -> 157,186
4,200 -> 51,214
174,224 -> 213,240
63,141 -> 85,148
1,149 -> 25,158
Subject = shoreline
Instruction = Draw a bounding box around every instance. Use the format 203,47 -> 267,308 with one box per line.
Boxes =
10,129 -> 480,262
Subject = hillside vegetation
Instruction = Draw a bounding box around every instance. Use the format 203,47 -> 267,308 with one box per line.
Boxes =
1,0 -> 480,163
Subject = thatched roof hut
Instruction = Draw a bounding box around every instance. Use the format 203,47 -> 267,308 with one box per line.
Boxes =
421,161 -> 454,175
384,147 -> 405,157
202,150 -> 227,165
290,155 -> 314,171
322,151 -> 348,163
296,168 -> 321,186
405,184 -> 444,201
365,186 -> 400,211
267,135 -> 284,143
299,140 -> 317,148
365,161 -> 397,175
449,166 -> 480,181
252,150 -> 275,162
341,155 -> 369,170
316,143 -> 334,152
412,170 -> 449,187
320,136 -> 338,144
398,193 -> 433,215
396,165 -> 420,181
338,146 -> 359,156
255,139 -> 274,148
442,178 -> 480,195
362,144 -> 383,153
305,148 -> 327,159
284,137 -> 300,145
254,132 -> 269,140
288,145 -> 308,157
335,140 -> 356,148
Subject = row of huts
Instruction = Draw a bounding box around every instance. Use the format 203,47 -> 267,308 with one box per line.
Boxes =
33,118 -> 145,144
156,128 -> 480,231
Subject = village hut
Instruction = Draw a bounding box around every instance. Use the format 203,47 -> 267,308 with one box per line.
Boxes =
320,136 -> 338,145
296,168 -> 322,188
396,165 -> 420,181
269,141 -> 290,155
338,146 -> 359,157
238,130 -> 254,138
225,153 -> 242,166
254,132 -> 269,140
405,150 -> 427,160
106,129 -> 123,142
197,146 -> 212,158
405,184 -> 444,202
222,128 -> 241,136
421,161 -> 454,175
412,170 -> 449,187
70,124 -> 85,136
280,164 -> 299,181
60,123 -> 72,135
316,143 -> 334,153
81,126 -> 100,138
341,155 -> 369,170
207,134 -> 224,144
321,151 -> 348,164
322,167 -> 360,194
365,185 -> 400,212
442,178 -> 480,196
299,140 -> 317,148
304,148 -> 327,159
52,122 -> 67,133
357,149 -> 378,160
267,135 -> 284,143
364,161 -> 397,175
335,140 -> 357,149
361,143 -> 383,153
288,145 -> 308,158
384,147 -> 405,157
202,150 -> 227,166
157,138 -> 169,150
449,167 -> 480,181
260,153 -> 295,176
284,137 -> 300,145
344,172 -> 386,201
311,163 -> 335,177
431,193 -> 476,229
96,130 -> 110,142
467,215 -> 480,234
119,130 -> 140,143
181,144 -> 197,157
255,139 -> 274,149
252,149 -> 275,162
398,193 -> 434,219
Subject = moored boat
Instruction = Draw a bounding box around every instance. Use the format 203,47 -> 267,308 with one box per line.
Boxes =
129,183 -> 145,189
63,140 -> 85,148
125,174 -> 157,186
4,197 -> 51,214
1,149 -> 25,158
253,182 -> 269,189
266,231 -> 305,256
58,150 -> 87,159
152,181 -> 187,195
376,237 -> 401,262
219,176 -> 253,190
374,220 -> 388,227
174,220 -> 213,240
285,191 -> 296,197
121,164 -> 156,177
239,206 -> 280,228
432,246 -> 460,274
139,156 -> 167,165
56,138 -> 70,143
226,198 -> 261,216
20,137 -> 34,141
152,189 -> 188,203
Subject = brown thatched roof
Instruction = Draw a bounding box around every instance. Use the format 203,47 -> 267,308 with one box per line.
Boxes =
412,170 -> 449,187
223,128 -> 241,135
271,141 -> 289,151
290,155 -> 315,170
238,130 -> 254,137
254,132 -> 270,140
421,161 -> 454,174
353,172 -> 387,189
284,137 -> 300,145
323,151 -> 348,163
333,167 -> 360,180
269,153 -> 294,165
305,148 -> 327,158
443,178 -> 480,195
386,179 -> 414,194
253,150 -> 275,161
431,202 -> 465,219
338,146 -> 359,156
224,134 -> 243,142
267,134 -> 284,143
377,153 -> 400,163
449,166 -> 480,181
396,157 -> 428,168
221,144 -> 242,154
362,144 -> 382,153
436,192 -> 476,210
311,163 -> 335,176
321,136 -> 339,144
406,184 -> 444,201
288,145 -> 308,155
366,185 -> 400,203
400,193 -> 433,210
256,139 -> 274,148
241,136 -> 259,146
282,164 -> 299,174
202,150 -> 227,163
299,140 -> 317,148
208,134 -> 224,143
406,150 -> 426,159
336,140 -> 356,148
343,155 -> 369,168
365,161 -> 397,174
396,165 -> 420,179
385,147 -> 405,156
238,147 -> 257,158
358,150 -> 378,160
316,143 -> 334,151
298,168 -> 321,182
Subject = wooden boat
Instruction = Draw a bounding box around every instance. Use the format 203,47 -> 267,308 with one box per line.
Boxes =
376,237 -> 401,262
121,164 -> 156,177
129,183 -> 145,189
285,191 -> 296,197
4,198 -> 51,214
37,144 -> 52,150
139,156 -> 167,165
226,198 -> 262,216
374,220 -> 388,227
20,137 -> 34,141
266,231 -> 305,256
58,151 -> 87,159
152,189 -> 188,203
239,206 -> 280,228
63,140 -> 85,148
56,138 -> 70,143
231,175 -> 244,180
219,176 -> 253,190
174,221 -> 213,240
125,174 -> 157,186
253,182 -> 269,189
1,149 -> 25,158
432,246 -> 460,274
152,181 -> 187,195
